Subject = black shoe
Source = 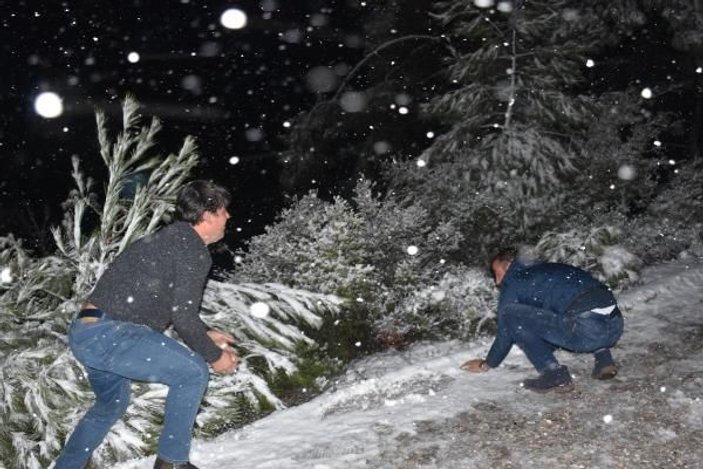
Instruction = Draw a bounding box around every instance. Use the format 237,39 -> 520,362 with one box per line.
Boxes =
153,457 -> 200,469
522,365 -> 574,393
592,349 -> 618,380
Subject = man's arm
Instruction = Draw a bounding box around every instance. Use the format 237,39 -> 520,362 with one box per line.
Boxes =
171,258 -> 224,364
484,313 -> 513,368
483,280 -> 521,368
462,308 -> 514,372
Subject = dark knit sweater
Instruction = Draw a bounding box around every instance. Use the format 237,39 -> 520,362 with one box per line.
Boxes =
88,221 -> 222,363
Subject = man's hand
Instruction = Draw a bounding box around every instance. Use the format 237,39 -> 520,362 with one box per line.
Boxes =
461,358 -> 490,373
211,349 -> 239,374
207,328 -> 236,350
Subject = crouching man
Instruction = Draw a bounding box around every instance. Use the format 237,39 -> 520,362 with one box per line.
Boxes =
462,248 -> 624,393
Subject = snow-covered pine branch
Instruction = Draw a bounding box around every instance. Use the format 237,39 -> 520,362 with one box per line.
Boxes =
1,95 -> 343,467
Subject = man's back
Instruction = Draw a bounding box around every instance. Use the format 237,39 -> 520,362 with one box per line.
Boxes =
88,221 -> 211,333
500,260 -> 603,315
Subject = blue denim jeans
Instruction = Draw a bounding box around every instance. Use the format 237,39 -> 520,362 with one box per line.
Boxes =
503,303 -> 624,373
55,314 -> 210,468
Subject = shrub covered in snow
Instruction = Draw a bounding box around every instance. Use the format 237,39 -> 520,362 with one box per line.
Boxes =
632,158 -> 703,262
391,265 -> 497,337
237,180 -> 494,341
531,224 -> 642,288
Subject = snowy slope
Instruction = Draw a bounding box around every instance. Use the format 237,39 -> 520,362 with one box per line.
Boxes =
116,259 -> 703,468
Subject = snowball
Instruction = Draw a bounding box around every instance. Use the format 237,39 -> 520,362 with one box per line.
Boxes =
228,156 -> 240,165
660,386 -> 666,393
127,52 -> 140,63
354,341 -> 362,347
426,131 -> 435,138
407,245 -> 419,256
339,91 -> 367,112
250,302 -> 270,318
127,296 -> 134,303
603,414 -> 613,424
617,164 -> 636,181
282,121 -> 291,128
305,66 -> 338,93
653,140 -> 662,147
586,59 -> 595,68
416,159 -> 427,168
641,87 -> 653,99
398,106 -> 409,115
696,67 -> 702,74
34,92 -> 63,118
0,267 -> 12,284
220,8 -> 248,30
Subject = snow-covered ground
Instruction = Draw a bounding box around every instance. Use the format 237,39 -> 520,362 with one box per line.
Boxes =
116,259 -> 703,468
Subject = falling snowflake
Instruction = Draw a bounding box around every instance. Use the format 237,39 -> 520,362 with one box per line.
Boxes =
340,91 -> 367,113
220,8 -> 247,29
473,0 -> 495,8
0,267 -> 12,284
250,302 -> 270,318
617,164 -> 636,181
34,92 -> 63,118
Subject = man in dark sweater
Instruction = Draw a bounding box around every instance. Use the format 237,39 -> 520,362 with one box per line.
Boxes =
55,180 -> 238,469
462,249 -> 624,393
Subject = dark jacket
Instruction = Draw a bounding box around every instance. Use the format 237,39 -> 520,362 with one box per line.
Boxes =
485,259 -> 616,368
88,221 -> 222,363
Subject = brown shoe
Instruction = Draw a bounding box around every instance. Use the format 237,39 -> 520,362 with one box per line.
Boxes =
153,457 -> 199,469
592,349 -> 618,380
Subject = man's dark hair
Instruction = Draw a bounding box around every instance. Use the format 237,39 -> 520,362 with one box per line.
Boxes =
491,247 -> 517,265
175,180 -> 231,224
490,247 -> 517,266
488,247 -> 517,280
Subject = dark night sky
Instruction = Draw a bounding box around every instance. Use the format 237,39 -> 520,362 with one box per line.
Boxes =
0,0 -> 367,255
1,1 -> 698,259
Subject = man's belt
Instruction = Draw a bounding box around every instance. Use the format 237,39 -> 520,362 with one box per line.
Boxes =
77,308 -> 105,323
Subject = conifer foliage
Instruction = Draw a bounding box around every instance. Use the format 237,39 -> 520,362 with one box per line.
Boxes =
386,1 -> 632,257
0,97 -> 340,468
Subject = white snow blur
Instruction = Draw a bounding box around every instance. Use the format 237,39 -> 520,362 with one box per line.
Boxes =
34,91 -> 63,118
220,8 -> 247,30
249,302 -> 270,319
